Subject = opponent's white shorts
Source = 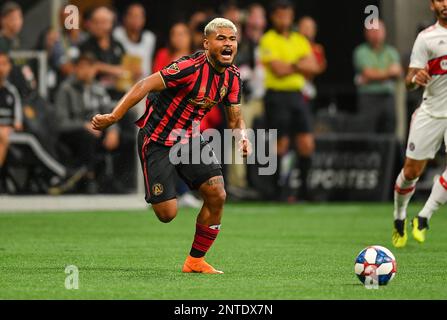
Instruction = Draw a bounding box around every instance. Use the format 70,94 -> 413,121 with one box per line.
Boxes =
406,108 -> 447,160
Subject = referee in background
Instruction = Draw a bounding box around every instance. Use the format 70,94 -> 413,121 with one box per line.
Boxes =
260,0 -> 320,201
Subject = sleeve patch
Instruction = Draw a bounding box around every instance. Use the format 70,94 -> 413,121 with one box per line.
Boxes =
166,63 -> 180,75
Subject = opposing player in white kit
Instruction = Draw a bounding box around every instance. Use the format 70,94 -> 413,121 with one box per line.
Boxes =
393,0 -> 447,248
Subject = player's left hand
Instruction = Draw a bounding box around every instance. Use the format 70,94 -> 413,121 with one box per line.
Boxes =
239,138 -> 252,158
91,113 -> 117,131
103,129 -> 120,151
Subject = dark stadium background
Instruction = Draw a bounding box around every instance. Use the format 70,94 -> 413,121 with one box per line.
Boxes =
112,0 -> 382,112
16,0 -> 381,112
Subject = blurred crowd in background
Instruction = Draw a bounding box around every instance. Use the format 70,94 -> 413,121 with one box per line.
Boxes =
0,0 -> 433,203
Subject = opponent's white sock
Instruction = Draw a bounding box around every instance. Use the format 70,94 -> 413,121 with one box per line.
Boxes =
394,170 -> 419,220
418,171 -> 447,220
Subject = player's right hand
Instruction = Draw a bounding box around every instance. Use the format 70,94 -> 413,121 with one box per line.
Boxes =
412,68 -> 432,87
91,113 -> 117,131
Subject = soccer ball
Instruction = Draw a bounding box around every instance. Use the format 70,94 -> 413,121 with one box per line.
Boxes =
354,245 -> 397,286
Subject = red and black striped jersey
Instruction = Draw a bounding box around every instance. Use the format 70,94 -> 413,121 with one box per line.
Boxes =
136,51 -> 242,146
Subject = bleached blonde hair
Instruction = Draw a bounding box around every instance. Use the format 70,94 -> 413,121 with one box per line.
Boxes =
204,18 -> 238,36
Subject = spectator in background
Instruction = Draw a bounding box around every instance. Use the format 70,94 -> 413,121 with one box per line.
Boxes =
297,16 -> 327,101
237,3 -> 266,102
0,1 -> 34,98
259,0 -> 320,202
113,3 -> 156,79
224,3 -> 267,191
79,6 -> 126,101
80,6 -> 137,193
0,51 -> 22,191
152,22 -> 192,72
54,54 -> 120,194
189,11 -> 209,52
0,51 -> 84,194
222,3 -> 243,42
35,8 -> 88,99
0,1 -> 22,53
354,21 -> 402,134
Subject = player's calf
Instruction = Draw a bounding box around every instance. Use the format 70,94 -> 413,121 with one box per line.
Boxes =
199,176 -> 226,225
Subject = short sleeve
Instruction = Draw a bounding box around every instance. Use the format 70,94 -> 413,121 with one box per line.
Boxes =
225,72 -> 242,106
353,45 -> 369,72
410,34 -> 429,69
389,47 -> 401,64
159,59 -> 196,88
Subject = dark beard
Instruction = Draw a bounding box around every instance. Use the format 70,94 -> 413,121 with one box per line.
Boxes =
209,51 -> 232,68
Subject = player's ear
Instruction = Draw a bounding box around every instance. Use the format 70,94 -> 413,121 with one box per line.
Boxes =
203,38 -> 209,50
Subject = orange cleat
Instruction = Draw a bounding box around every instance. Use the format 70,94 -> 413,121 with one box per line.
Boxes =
182,255 -> 224,274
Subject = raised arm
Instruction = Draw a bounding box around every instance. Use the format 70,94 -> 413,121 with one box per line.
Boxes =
92,72 -> 165,130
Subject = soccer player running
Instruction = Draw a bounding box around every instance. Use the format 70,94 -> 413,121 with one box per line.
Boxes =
393,0 -> 447,248
92,18 -> 251,273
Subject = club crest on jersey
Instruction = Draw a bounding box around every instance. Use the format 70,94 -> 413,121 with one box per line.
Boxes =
220,86 -> 227,98
166,63 -> 180,75
152,183 -> 164,196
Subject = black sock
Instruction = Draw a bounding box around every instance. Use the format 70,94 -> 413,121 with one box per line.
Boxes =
394,219 -> 405,236
297,156 -> 312,200
277,154 -> 293,201
418,217 -> 429,230
189,248 -> 205,258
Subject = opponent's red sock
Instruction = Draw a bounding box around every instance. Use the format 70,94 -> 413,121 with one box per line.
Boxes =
189,223 -> 220,258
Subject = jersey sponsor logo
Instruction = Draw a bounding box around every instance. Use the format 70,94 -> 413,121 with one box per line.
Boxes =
152,183 -> 164,196
188,97 -> 219,109
428,55 -> 447,75
166,63 -> 180,75
409,142 -> 416,152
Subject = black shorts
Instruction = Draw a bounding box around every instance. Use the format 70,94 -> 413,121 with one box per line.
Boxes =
264,90 -> 313,138
137,130 -> 222,204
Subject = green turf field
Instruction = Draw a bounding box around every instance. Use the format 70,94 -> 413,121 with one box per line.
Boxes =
1,203 -> 447,300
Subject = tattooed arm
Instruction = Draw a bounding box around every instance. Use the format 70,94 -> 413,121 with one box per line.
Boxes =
91,72 -> 165,130
225,104 -> 252,158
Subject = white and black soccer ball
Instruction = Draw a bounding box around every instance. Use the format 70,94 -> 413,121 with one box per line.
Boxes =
354,245 -> 397,286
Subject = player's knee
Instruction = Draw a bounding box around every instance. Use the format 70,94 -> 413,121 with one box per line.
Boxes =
156,211 -> 177,224
152,206 -> 177,224
216,188 -> 227,206
206,188 -> 226,208
403,165 -> 424,180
